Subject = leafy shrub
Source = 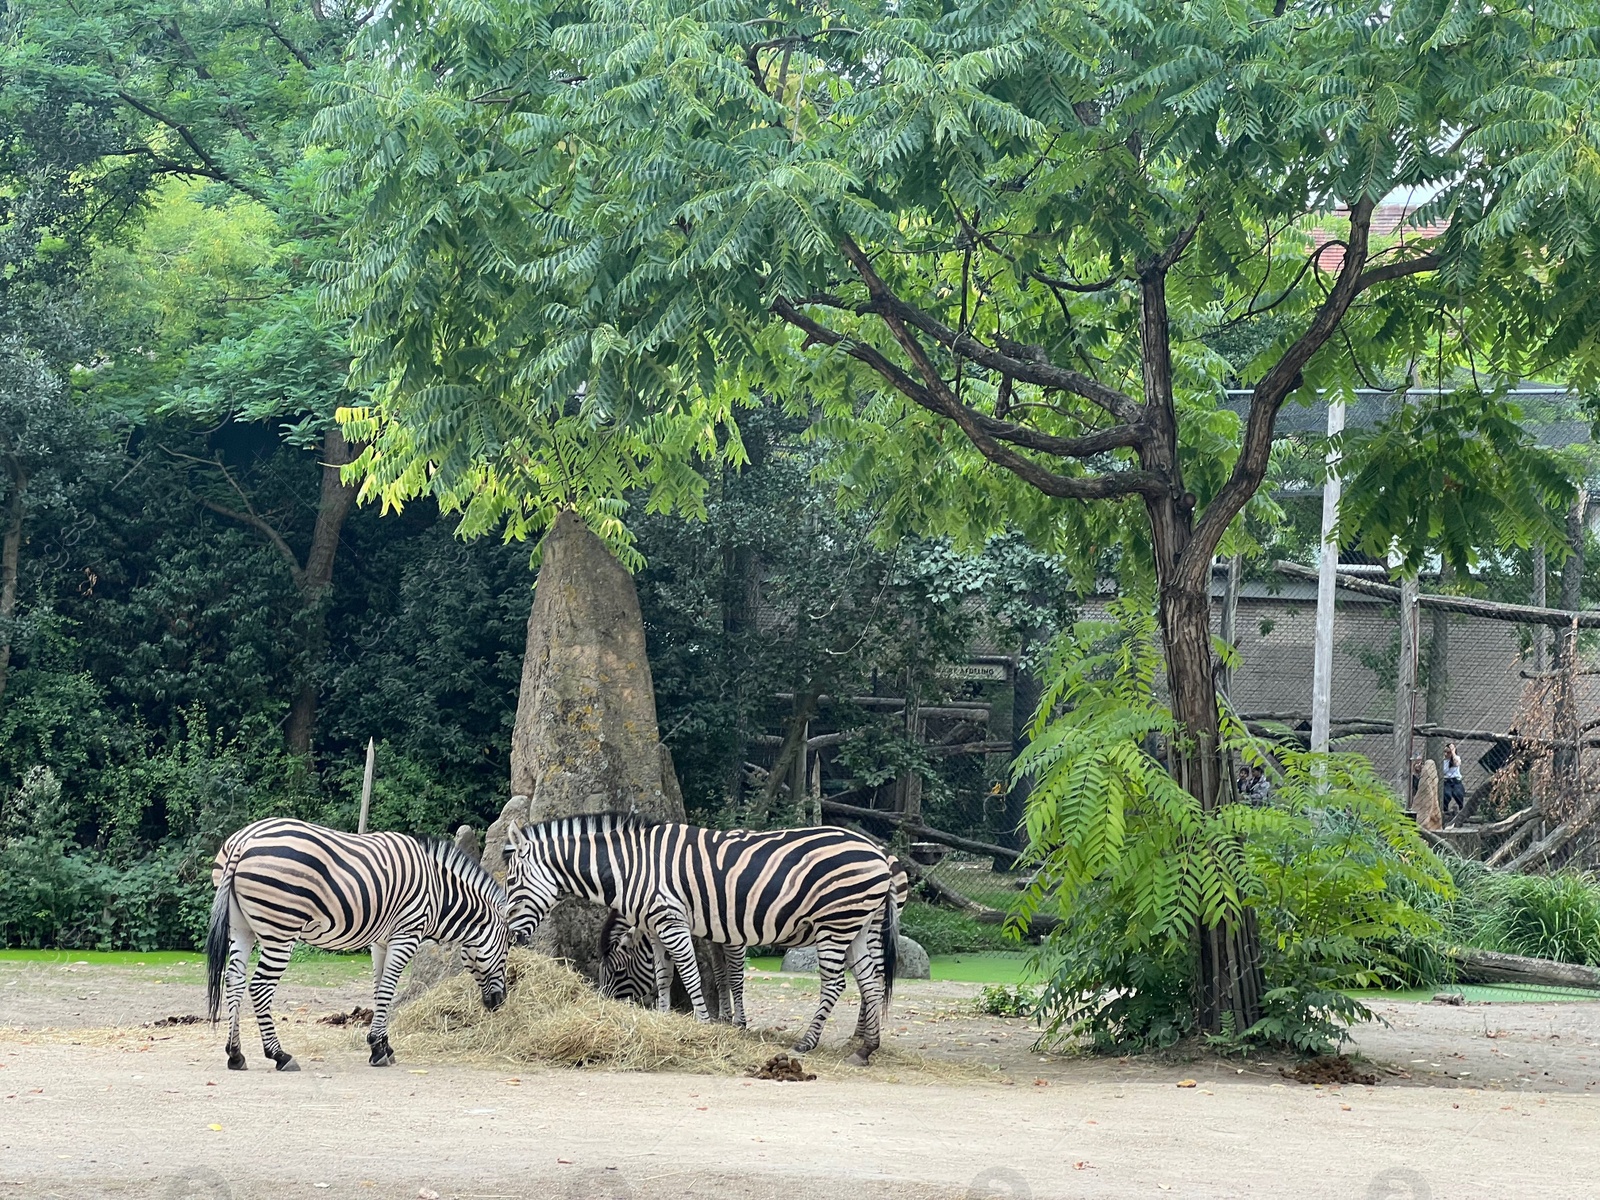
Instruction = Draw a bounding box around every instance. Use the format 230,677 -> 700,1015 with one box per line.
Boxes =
974,983 -> 1038,1018
899,902 -> 1015,955
1451,867 -> 1600,966
1016,603 -> 1452,1054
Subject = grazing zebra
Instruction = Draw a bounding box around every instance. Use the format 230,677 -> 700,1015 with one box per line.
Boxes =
206,818 -> 509,1071
505,813 -> 898,1063
598,852 -> 911,1041
597,913 -> 736,1021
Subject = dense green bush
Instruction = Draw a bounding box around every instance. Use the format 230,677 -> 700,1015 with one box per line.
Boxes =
1016,605 -> 1453,1054
898,902 -> 1017,956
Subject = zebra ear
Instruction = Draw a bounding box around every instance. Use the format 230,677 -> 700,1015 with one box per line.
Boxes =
504,821 -> 527,859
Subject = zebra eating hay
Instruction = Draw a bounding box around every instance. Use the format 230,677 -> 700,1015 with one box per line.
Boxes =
597,854 -> 912,1042
206,818 -> 509,1071
505,812 -> 899,1064
597,912 -> 737,1021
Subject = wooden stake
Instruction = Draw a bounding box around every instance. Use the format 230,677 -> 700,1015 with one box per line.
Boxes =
358,737 -> 376,834
1393,574 -> 1419,801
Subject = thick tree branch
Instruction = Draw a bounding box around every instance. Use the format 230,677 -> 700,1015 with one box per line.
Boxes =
1185,197 -> 1379,577
115,91 -> 269,205
837,238 -> 1143,424
1355,252 -> 1442,290
201,500 -> 304,584
771,298 -> 1161,501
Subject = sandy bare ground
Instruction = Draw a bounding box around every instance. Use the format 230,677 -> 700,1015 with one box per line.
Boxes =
3,959 -> 1600,1198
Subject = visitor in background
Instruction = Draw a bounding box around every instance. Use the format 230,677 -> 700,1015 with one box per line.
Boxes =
1235,765 -> 1253,797
1441,743 -> 1465,821
1247,764 -> 1272,804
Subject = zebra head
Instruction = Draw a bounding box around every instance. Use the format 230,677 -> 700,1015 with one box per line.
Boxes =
596,909 -> 655,1006
503,821 -> 562,946
462,912 -> 510,1012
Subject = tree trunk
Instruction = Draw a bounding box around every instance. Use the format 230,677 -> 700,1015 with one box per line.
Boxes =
0,465 -> 25,706
1138,261 -> 1264,1039
507,509 -> 686,977
284,427 -> 361,755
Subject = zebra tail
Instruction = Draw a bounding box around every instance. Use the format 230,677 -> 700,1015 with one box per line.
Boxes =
881,891 -> 899,1016
205,865 -> 236,1025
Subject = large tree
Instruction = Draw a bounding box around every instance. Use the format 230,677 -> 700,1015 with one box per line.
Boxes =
4,0 -> 369,754
322,0 -> 1597,1032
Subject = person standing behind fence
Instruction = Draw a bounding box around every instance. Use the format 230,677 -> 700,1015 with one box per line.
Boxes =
1441,743 -> 1465,821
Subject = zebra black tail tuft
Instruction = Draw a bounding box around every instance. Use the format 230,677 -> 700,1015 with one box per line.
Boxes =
205,871 -> 234,1025
881,892 -> 899,1016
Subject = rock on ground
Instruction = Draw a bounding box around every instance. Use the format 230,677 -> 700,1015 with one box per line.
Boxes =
781,936 -> 930,980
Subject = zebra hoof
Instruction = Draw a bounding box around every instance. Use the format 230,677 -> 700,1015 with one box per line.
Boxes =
846,1050 -> 873,1068
226,1050 -> 247,1071
273,1054 -> 299,1072
791,1039 -> 818,1056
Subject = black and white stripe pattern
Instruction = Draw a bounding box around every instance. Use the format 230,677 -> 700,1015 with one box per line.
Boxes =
597,912 -> 736,1021
506,814 -> 898,1063
206,818 -> 509,1071
599,853 -> 911,1042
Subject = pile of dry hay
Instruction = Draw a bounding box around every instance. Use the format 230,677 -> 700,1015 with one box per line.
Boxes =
387,949 -> 975,1080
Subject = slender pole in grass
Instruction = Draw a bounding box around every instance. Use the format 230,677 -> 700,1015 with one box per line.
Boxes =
358,738 -> 376,834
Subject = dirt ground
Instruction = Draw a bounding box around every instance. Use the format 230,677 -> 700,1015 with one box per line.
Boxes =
4,958 -> 1600,1198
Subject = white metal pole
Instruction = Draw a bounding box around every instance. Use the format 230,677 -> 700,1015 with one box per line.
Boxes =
1310,395 -> 1346,756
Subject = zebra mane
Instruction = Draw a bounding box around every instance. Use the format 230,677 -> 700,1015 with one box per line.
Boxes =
521,810 -> 664,839
417,835 -> 505,901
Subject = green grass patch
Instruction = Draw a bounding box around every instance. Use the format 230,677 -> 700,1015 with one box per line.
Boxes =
0,945 -> 371,986
930,954 -> 1032,984
1348,983 -> 1600,1005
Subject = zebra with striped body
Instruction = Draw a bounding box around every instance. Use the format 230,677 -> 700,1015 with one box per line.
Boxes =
598,853 -> 911,1041
597,913 -> 736,1021
206,818 -> 509,1071
506,813 -> 898,1063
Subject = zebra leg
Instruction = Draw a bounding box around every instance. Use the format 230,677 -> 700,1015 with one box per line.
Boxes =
223,924 -> 252,1072
650,938 -> 674,1014
705,943 -> 729,1023
849,920 -> 884,1041
367,935 -> 419,1066
792,939 -> 850,1055
653,916 -> 710,1021
845,926 -> 886,1066
724,946 -> 748,1029
247,939 -> 299,1071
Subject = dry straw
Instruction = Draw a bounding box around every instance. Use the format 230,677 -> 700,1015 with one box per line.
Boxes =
386,949 -> 986,1082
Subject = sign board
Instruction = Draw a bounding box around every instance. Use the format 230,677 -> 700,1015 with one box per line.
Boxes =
937,662 -> 1009,682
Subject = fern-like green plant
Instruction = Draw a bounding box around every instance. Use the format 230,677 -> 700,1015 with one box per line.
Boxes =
1016,599 -> 1454,1052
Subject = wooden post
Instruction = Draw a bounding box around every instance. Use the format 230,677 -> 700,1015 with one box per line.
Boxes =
1218,554 -> 1242,703
358,737 -> 376,834
789,719 -> 808,822
1311,394 -> 1346,757
1533,544 -> 1548,676
1393,574 -> 1419,803
808,753 -> 823,827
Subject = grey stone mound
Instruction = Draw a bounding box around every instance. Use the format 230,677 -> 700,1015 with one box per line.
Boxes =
779,936 -> 930,980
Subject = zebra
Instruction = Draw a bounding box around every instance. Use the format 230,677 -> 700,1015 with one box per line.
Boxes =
597,852 -> 911,1041
597,912 -> 736,1021
206,818 -> 509,1071
505,812 -> 898,1063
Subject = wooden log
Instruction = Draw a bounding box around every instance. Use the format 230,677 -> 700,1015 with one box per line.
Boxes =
1484,816 -> 1540,869
1503,798 -> 1600,873
1447,947 -> 1600,990
898,859 -> 1060,936
1454,806 -> 1539,838
819,797 -> 1022,866
1274,560 -> 1600,628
